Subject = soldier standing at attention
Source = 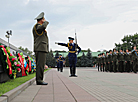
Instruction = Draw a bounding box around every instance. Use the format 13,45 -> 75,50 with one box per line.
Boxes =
97,54 -> 100,71
112,49 -> 118,72
125,49 -> 131,72
55,37 -> 81,77
102,53 -> 105,72
99,54 -> 103,71
105,52 -> 109,72
118,49 -> 124,72
108,50 -> 113,72
32,12 -> 49,85
132,45 -> 138,73
59,54 -> 64,72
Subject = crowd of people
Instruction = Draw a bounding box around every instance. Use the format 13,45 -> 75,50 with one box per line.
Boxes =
97,45 -> 138,73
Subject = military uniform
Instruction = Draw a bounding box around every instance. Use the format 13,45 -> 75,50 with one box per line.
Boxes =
108,52 -> 113,72
32,12 -> 49,85
59,55 -> 64,72
112,52 -> 118,72
131,50 -> 138,73
56,37 -> 81,77
102,55 -> 105,72
97,55 -> 100,71
118,51 -> 124,72
124,52 -> 131,72
104,54 -> 109,72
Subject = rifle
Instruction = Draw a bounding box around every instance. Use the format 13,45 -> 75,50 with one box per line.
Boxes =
75,29 -> 77,52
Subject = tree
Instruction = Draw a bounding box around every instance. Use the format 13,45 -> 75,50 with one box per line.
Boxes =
80,52 -> 87,67
18,46 -> 33,57
46,49 -> 56,67
76,56 -> 81,67
115,33 -> 138,50
86,49 -> 93,67
55,51 -> 59,58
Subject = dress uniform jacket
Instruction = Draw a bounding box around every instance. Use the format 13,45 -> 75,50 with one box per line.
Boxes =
33,21 -> 49,52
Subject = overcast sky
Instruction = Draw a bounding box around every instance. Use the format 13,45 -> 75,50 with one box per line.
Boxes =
0,0 -> 138,52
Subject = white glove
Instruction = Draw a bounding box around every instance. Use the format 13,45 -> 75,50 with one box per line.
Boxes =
55,42 -> 58,44
76,52 -> 78,55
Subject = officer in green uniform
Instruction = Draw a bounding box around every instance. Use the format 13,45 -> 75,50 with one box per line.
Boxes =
97,54 -> 100,71
32,12 -> 49,85
112,49 -> 118,72
118,49 -> 124,72
102,53 -> 105,72
124,49 -> 131,72
131,45 -> 138,73
99,54 -> 103,71
104,51 -> 109,72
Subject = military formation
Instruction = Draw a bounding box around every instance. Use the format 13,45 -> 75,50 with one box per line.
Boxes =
97,46 -> 138,73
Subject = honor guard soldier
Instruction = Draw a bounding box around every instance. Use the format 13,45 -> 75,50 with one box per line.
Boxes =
55,37 -> 81,77
32,12 -> 49,85
59,54 -> 64,72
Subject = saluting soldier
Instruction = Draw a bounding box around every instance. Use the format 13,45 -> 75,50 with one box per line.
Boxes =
112,49 -> 118,72
131,45 -> 138,73
32,12 -> 49,85
118,49 -> 124,72
55,37 -> 81,77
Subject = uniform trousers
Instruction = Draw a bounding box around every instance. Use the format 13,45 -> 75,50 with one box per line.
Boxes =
35,52 -> 46,82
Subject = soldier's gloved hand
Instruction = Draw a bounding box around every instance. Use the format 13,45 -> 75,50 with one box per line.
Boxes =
55,42 -> 58,44
76,52 -> 78,55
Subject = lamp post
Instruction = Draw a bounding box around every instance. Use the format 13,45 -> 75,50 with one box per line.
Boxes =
5,30 -> 12,47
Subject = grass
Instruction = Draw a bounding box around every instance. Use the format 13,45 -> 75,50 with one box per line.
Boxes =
0,68 -> 51,96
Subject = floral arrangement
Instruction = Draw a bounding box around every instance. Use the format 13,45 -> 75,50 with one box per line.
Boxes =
0,43 -> 36,79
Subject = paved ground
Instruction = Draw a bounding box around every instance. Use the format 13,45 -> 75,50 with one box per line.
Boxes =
11,68 -> 138,102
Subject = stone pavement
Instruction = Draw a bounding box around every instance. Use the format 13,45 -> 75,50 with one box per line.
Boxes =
11,68 -> 138,102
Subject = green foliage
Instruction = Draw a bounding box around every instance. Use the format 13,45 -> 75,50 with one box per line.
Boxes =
65,55 -> 69,67
115,33 -> 138,50
81,50 -> 88,52
46,50 -> 56,67
80,52 -> 87,67
55,51 -> 59,58
18,46 -> 34,57
86,49 -> 93,67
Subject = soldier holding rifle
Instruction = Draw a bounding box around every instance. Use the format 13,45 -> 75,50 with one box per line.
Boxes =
55,36 -> 81,77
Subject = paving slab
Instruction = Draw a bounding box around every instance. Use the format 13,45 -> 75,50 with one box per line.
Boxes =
10,67 -> 138,102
